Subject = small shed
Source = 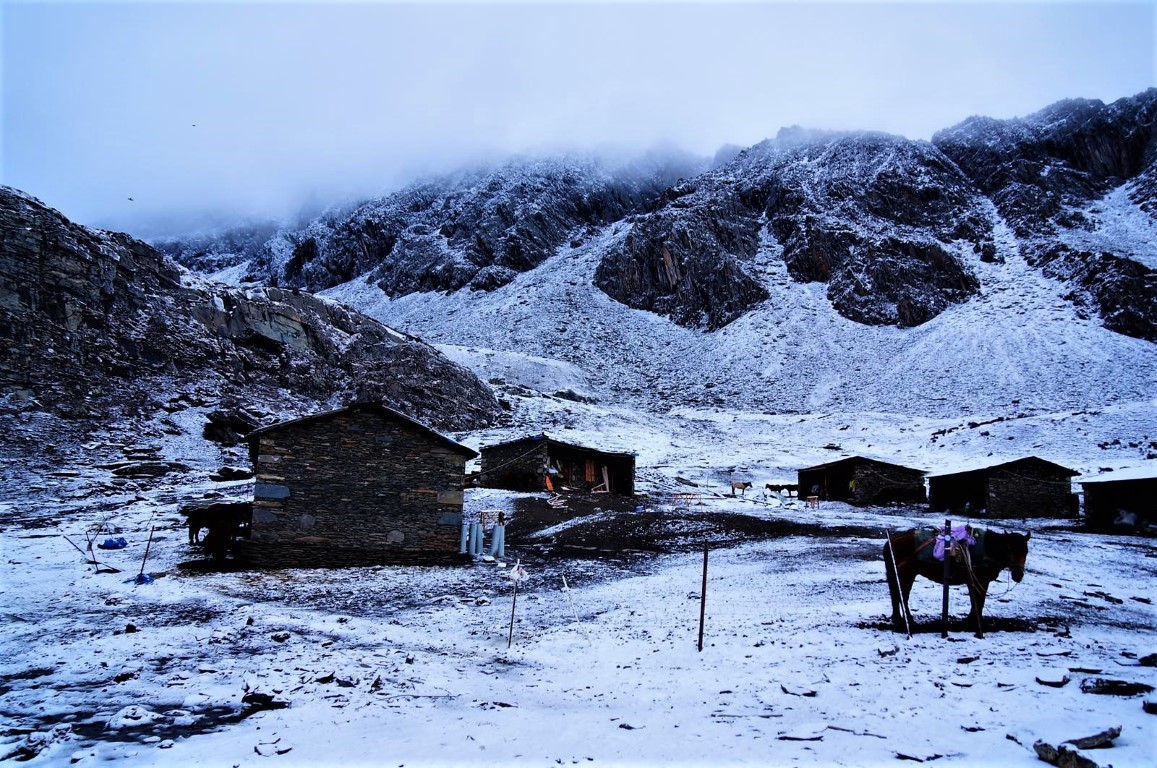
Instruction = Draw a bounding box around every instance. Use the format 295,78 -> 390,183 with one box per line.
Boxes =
1079,464 -> 1156,533
478,434 -> 635,494
238,402 -> 478,568
927,456 -> 1077,519
796,456 -> 926,505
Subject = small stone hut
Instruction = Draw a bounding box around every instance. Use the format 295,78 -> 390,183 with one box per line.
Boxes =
478,434 -> 635,494
1079,465 -> 1156,532
796,456 -> 926,505
927,456 -> 1077,519
238,402 -> 478,568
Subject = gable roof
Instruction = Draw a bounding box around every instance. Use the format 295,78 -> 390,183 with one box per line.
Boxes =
926,455 -> 1077,480
246,402 -> 478,458
798,455 -> 925,475
480,433 -> 635,459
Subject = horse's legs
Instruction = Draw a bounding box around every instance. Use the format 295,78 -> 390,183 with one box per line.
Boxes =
884,543 -> 903,626
899,568 -> 916,626
968,582 -> 989,639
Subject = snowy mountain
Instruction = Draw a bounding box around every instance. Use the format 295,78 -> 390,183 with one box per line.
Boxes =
166,91 -> 1156,343
933,91 -> 1157,339
137,92 -> 1157,483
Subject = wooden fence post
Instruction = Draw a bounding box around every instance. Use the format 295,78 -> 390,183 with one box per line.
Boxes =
698,545 -> 709,652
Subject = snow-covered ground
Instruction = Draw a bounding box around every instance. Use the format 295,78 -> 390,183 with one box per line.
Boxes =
1,472 -> 1154,767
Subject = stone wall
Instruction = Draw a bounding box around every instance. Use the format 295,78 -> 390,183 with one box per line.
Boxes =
850,464 -> 926,505
238,408 -> 472,568
479,442 -> 549,492
987,467 -> 1074,519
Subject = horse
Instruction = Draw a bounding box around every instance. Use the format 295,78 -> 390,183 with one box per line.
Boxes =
883,526 -> 1030,638
730,480 -> 752,496
182,501 -> 253,560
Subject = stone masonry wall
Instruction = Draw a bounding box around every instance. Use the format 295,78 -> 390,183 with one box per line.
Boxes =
987,467 -> 1074,519
239,410 -> 470,567
479,442 -> 549,492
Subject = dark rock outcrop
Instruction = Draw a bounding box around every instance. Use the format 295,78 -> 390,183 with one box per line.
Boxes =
240,155 -> 702,295
151,220 -> 279,277
594,203 -> 768,330
598,131 -> 989,328
0,187 -> 501,445
934,90 -> 1157,340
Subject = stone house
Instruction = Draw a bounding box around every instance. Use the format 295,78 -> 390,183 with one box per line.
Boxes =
927,456 -> 1078,519
796,456 -> 927,505
1078,465 -> 1156,532
237,402 -> 478,568
478,434 -> 636,494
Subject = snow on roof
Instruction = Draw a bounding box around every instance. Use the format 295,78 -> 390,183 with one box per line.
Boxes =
797,454 -> 926,473
1078,462 -> 1157,484
926,455 -> 1077,478
481,432 -> 636,459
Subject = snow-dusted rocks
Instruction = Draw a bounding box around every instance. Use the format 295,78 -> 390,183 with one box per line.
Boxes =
0,185 -> 500,472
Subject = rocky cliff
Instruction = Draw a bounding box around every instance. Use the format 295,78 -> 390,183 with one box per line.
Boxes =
159,91 -> 1157,341
238,155 -> 702,296
0,187 -> 501,459
598,130 -> 991,328
933,90 -> 1157,340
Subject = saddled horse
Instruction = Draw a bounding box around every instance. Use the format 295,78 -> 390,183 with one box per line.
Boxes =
883,527 -> 1030,638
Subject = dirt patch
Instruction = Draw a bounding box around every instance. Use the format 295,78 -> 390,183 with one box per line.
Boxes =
510,495 -> 889,556
858,615 -> 1071,635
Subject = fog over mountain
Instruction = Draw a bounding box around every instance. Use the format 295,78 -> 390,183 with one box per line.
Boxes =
4,2 -> 1151,232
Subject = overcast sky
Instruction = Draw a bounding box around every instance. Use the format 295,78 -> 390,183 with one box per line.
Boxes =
2,1 -> 1154,234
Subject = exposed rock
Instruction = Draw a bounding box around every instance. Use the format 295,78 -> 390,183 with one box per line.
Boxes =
1033,740 -> 1104,768
1079,677 -> 1155,696
594,204 -> 768,329
0,186 -> 501,460
598,131 -> 987,328
934,90 -> 1157,341
1065,725 -> 1121,750
238,156 -> 700,295
151,220 -> 279,276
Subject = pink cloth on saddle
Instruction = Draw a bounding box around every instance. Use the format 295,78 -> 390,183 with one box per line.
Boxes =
933,524 -> 976,561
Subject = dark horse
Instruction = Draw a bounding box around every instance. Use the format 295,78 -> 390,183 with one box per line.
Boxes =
182,501 -> 252,561
883,527 -> 1030,638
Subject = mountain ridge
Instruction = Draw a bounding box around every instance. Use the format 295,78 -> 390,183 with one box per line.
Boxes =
157,90 -> 1156,342
0,186 -> 501,473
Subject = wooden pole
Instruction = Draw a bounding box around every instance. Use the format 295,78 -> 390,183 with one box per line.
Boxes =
941,518 -> 951,639
137,526 -> 156,584
698,545 -> 709,652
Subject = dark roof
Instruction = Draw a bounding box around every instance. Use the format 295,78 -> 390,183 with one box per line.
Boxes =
246,402 -> 478,458
798,455 -> 925,474
480,433 -> 635,459
927,456 -> 1077,480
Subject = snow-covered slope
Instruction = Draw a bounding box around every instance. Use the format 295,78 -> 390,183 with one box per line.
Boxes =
323,194 -> 1156,484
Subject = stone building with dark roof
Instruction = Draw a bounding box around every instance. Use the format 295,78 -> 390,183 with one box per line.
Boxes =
796,456 -> 927,505
478,434 -> 635,494
1079,464 -> 1156,533
238,402 -> 478,568
927,456 -> 1078,519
